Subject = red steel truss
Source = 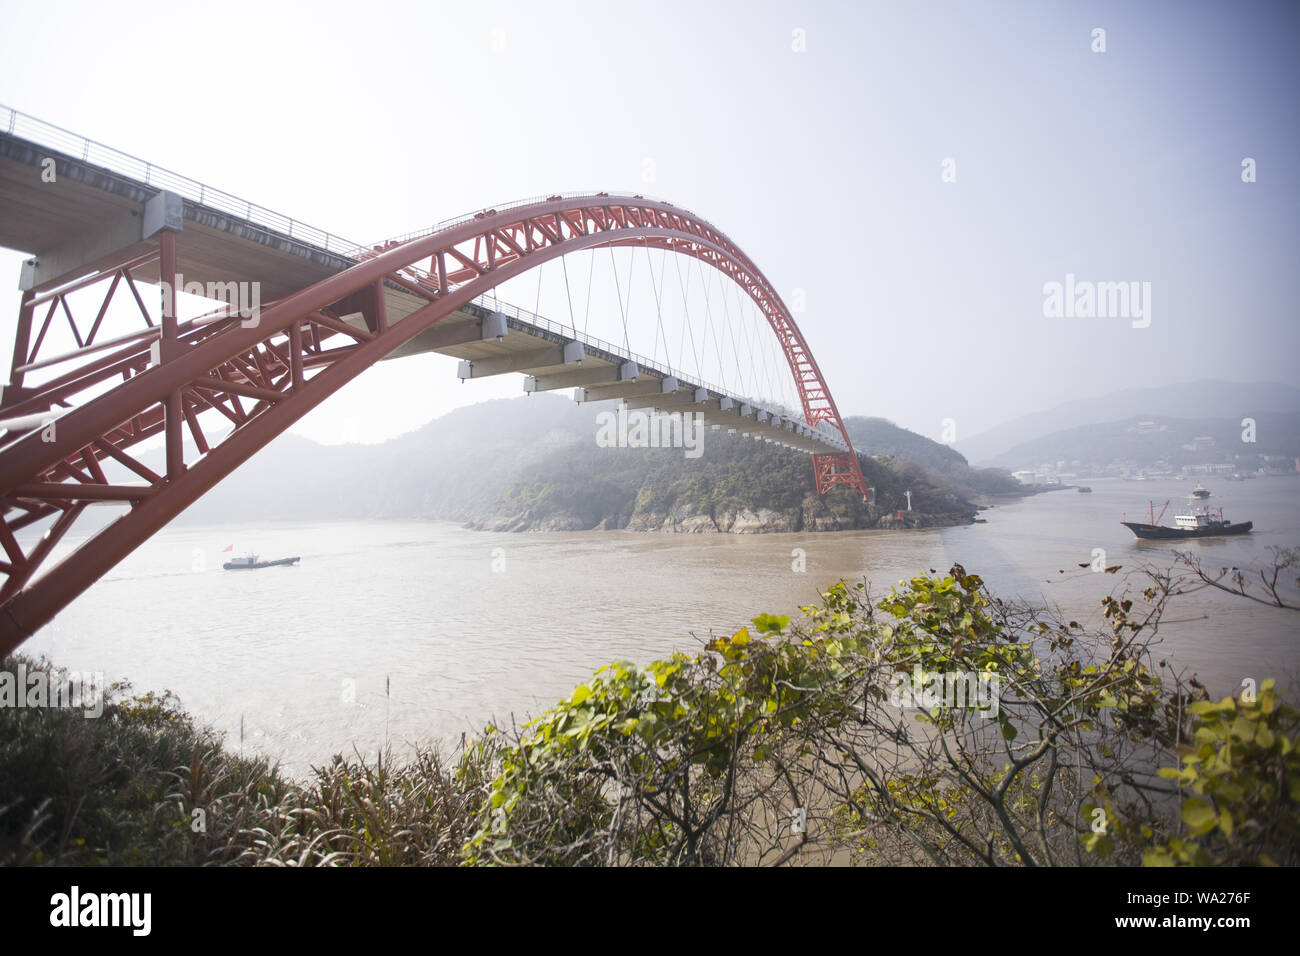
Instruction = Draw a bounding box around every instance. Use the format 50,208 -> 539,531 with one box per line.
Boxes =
0,194 -> 867,654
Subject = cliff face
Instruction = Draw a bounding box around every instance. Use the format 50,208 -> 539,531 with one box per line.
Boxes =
465,499 -> 974,534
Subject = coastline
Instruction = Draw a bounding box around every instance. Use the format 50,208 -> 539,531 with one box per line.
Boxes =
464,502 -> 975,534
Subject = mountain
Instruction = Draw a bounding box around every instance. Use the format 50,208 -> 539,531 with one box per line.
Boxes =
987,412 -> 1300,474
158,396 -> 983,532
172,396 -> 600,524
844,416 -> 1021,497
953,380 -> 1300,465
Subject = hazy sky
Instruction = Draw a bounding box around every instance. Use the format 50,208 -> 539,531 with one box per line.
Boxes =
0,0 -> 1295,447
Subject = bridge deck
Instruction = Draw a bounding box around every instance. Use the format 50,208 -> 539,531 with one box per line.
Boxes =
0,112 -> 846,454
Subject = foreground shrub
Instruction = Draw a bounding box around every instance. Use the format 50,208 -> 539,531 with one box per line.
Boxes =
0,662 -> 485,866
464,566 -> 1298,867
4,557 -> 1295,866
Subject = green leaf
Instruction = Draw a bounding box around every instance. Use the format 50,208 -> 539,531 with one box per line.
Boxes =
1219,808 -> 1234,837
1180,797 -> 1216,836
753,613 -> 790,634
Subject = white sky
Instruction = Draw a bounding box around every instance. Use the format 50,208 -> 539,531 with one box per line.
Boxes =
1,0 -> 1295,446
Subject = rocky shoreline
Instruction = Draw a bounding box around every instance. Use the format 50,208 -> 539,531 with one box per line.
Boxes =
464,502 -> 975,534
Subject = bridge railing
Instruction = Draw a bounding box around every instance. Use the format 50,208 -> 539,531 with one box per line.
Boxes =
1,104 -> 844,449
370,190 -> 695,250
1,106 -> 691,265
466,293 -> 845,446
475,292 -> 731,396
0,103 -> 364,259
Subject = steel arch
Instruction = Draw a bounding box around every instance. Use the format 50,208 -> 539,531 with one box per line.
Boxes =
0,193 -> 866,655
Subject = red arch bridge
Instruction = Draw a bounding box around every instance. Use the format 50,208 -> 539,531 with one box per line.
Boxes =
0,105 -> 868,657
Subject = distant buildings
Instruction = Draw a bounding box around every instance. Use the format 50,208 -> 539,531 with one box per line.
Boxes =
1003,416 -> 1298,481
1012,470 -> 1062,486
1129,420 -> 1165,434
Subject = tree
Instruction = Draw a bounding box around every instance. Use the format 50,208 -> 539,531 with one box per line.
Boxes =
462,553 -> 1298,866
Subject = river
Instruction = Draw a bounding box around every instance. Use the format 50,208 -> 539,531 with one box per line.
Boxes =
20,475 -> 1299,777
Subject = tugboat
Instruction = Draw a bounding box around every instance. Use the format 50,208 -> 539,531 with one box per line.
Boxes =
1191,482 -> 1211,499
1121,499 -> 1252,540
223,553 -> 300,570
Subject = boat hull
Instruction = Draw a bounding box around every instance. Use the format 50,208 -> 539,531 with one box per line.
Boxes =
223,556 -> 300,570
1121,521 -> 1252,540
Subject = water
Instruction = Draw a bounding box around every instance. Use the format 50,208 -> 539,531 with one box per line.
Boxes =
21,476 -> 1299,777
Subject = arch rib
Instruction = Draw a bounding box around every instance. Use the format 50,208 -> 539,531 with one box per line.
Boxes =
0,194 -> 866,654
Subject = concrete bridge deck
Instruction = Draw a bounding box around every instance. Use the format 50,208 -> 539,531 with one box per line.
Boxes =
0,110 -> 847,455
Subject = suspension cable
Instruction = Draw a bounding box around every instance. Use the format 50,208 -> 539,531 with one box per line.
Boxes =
672,250 -> 703,384
744,284 -> 777,408
696,256 -> 725,393
646,241 -> 671,377
718,266 -> 748,400
583,250 -> 594,337
561,254 -> 577,340
534,258 -> 543,321
610,246 -> 633,355
735,282 -> 762,401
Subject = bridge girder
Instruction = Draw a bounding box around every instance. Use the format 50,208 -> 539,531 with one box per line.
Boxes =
0,192 -> 868,655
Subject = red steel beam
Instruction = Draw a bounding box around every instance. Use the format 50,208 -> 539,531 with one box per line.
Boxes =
0,194 -> 866,655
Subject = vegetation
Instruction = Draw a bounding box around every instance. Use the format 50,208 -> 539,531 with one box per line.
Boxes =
844,416 -> 1022,497
0,674 -> 486,866
462,564 -> 1290,866
169,395 -> 988,530
2,553 -> 1295,867
491,428 -> 978,530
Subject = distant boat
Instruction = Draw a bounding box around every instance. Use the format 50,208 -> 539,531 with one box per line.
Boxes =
1191,482 -> 1210,499
1077,486 -> 1092,493
223,554 -> 300,570
1121,499 -> 1252,540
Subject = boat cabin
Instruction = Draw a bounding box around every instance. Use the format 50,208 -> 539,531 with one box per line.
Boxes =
1174,504 -> 1227,530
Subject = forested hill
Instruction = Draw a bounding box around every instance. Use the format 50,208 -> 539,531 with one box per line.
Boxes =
473,424 -> 974,533
167,396 -> 985,531
843,417 -> 1022,497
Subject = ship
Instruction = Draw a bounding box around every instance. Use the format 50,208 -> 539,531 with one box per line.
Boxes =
223,553 -> 301,570
1191,482 -> 1210,499
1121,499 -> 1252,540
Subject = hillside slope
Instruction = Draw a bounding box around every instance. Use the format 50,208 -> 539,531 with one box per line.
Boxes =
166,396 -> 981,531
954,380 -> 1300,464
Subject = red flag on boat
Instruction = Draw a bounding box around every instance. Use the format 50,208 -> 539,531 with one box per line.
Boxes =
222,544 -> 233,552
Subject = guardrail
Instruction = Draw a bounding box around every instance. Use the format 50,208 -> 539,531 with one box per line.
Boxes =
1,103 -> 366,259
371,190 -> 695,249
0,104 -> 844,450
466,293 -> 844,447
